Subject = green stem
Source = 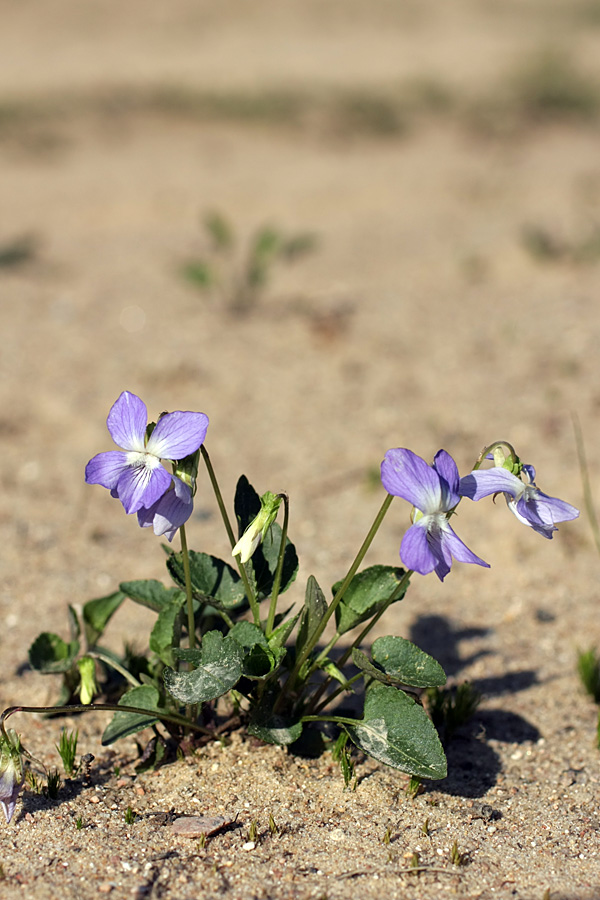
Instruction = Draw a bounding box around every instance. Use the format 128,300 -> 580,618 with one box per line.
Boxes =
87,652 -> 141,688
337,569 -> 412,669
310,672 -> 365,716
0,703 -> 212,742
179,524 -> 196,652
200,445 -> 259,625
305,569 -> 412,716
274,493 -> 394,712
266,493 -> 289,638
473,441 -> 517,471
300,714 -> 361,727
572,413 -> 600,557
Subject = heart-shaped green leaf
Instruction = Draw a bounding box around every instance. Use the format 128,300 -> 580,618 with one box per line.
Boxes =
346,682 -> 446,779
163,631 -> 244,704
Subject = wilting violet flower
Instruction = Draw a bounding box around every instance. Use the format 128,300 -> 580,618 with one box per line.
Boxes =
85,391 -> 209,540
0,729 -> 24,824
459,463 -> 579,539
381,448 -> 489,581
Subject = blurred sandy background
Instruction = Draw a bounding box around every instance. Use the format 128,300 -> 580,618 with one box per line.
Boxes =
0,2 -> 599,897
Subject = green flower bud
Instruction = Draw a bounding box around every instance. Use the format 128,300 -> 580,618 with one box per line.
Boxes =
173,450 -> 200,493
77,657 -> 98,706
492,446 -> 523,478
232,492 -> 282,564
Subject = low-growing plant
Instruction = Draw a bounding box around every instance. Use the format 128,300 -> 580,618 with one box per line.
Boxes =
577,648 -> 600,704
181,210 -> 317,314
45,770 -> 61,800
0,391 -> 579,823
56,729 -> 79,777
426,682 -> 482,744
124,806 -> 135,825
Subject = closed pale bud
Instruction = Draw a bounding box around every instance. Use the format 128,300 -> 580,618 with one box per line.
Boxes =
77,657 -> 98,706
232,492 -> 282,564
0,729 -> 24,824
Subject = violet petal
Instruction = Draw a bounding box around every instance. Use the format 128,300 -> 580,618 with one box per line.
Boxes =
147,411 -> 209,461
137,477 -> 193,541
381,449 -> 442,513
400,521 -> 437,575
432,449 -> 461,508
106,391 -> 148,452
85,451 -> 130,489
115,461 -> 171,515
459,467 -> 523,501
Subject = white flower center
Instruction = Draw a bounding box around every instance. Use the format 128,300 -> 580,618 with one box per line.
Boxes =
126,451 -> 162,470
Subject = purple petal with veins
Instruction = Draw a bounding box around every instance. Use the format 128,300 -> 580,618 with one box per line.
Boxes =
147,411 -> 209,461
106,391 -> 148,452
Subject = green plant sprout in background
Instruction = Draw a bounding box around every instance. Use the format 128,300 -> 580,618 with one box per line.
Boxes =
181,210 -> 318,313
56,729 -> 79,777
573,415 -> 600,748
0,393 -> 580,824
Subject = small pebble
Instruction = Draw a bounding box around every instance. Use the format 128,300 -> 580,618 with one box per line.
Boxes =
242,841 -> 256,851
172,815 -> 232,837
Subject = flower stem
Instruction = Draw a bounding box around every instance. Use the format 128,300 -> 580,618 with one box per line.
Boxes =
473,441 -> 517,471
304,569 -> 412,716
87,652 -> 142,688
573,413 -> 600,557
179,524 -> 196,652
0,703 -> 212,743
200,445 -> 259,625
300,714 -> 361,728
265,493 -> 289,638
274,493 -> 394,712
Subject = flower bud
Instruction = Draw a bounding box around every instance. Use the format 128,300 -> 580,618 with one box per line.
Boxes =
0,729 -> 24,824
173,450 -> 200,493
77,657 -> 98,705
232,492 -> 282,564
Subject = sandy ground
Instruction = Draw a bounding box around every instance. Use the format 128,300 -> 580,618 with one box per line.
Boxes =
0,1 -> 599,898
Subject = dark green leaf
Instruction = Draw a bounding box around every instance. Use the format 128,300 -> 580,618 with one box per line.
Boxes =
83,590 -> 126,646
149,596 -> 186,667
229,621 -> 277,678
248,704 -> 303,744
296,576 -> 328,654
229,621 -> 268,650
163,631 -> 244,704
333,565 -> 407,635
252,521 -> 298,600
167,552 -> 246,611
234,476 -> 298,600
242,644 -> 277,678
120,580 -> 182,613
234,474 -> 261,531
67,605 -> 81,642
371,635 -> 446,688
268,610 -> 301,651
172,647 -> 203,665
29,633 -> 80,674
346,682 -> 446,779
101,686 -> 162,745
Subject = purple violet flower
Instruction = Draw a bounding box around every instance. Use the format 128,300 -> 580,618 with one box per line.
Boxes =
0,729 -> 24,825
459,463 -> 579,539
381,448 -> 489,581
85,391 -> 209,540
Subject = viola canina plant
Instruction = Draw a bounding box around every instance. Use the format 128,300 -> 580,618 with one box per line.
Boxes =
1,398 -> 579,823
